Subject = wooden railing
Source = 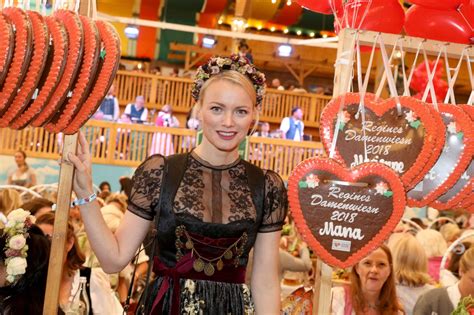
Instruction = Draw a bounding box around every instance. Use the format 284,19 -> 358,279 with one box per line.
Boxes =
114,70 -> 332,128
0,121 -> 325,180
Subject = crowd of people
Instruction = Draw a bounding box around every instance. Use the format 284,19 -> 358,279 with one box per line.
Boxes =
0,54 -> 472,315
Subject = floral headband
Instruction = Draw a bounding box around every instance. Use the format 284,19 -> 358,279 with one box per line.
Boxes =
3,208 -> 35,285
191,54 -> 266,108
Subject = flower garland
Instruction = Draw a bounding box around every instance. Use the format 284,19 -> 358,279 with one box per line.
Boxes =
3,208 -> 35,285
191,54 -> 266,108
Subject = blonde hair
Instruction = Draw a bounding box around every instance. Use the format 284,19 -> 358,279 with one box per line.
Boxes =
440,223 -> 461,243
0,189 -> 22,215
392,234 -> 432,286
416,229 -> 447,258
460,247 -> 474,273
105,193 -> 128,213
197,70 -> 260,134
198,70 -> 257,108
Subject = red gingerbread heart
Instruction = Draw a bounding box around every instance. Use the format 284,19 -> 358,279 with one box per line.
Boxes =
288,158 -> 406,268
320,93 -> 444,190
408,103 -> 474,208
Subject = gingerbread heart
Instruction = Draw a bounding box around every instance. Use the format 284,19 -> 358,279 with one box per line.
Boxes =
408,103 -> 474,208
320,93 -> 444,189
430,105 -> 473,210
288,158 -> 406,268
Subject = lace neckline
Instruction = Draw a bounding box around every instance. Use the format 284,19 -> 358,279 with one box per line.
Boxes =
190,151 -> 241,170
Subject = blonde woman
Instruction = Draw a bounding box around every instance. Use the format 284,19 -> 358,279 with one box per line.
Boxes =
415,229 -> 448,282
68,55 -> 287,314
391,234 -> 434,315
414,247 -> 474,314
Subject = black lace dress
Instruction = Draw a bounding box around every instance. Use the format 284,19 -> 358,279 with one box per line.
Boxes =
128,152 -> 288,315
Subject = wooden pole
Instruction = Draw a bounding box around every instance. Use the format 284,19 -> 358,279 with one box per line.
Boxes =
43,134 -> 78,315
43,2 -> 94,314
312,28 -> 357,315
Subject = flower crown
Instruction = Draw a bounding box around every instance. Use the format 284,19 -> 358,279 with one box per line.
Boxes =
191,54 -> 266,108
3,208 -> 35,285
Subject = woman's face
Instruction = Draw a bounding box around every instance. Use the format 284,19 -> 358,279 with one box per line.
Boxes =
459,267 -> 474,297
198,80 -> 254,154
14,152 -> 25,167
355,248 -> 391,295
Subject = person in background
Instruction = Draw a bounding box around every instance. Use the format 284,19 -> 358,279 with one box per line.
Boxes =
271,78 -> 285,90
331,245 -> 404,315
414,247 -> 474,314
0,217 -> 50,315
155,104 -> 180,128
0,189 -> 22,224
94,85 -> 120,121
440,241 -> 472,286
280,106 -> 304,141
238,41 -> 254,64
124,96 -> 148,123
36,213 -> 123,314
255,122 -> 271,138
186,106 -> 201,131
391,234 -> 434,315
292,83 -> 307,93
440,223 -> 461,245
119,177 -> 132,200
20,198 -> 53,218
99,181 -> 111,193
416,229 -> 448,282
7,150 -> 36,188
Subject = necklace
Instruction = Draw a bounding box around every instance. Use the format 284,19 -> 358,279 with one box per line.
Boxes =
175,225 -> 248,276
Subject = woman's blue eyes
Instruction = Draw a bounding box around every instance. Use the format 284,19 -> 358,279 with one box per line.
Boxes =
209,107 -> 249,115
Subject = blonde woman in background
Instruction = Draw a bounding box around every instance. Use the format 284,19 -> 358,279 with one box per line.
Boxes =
0,189 -> 22,224
440,223 -> 461,245
391,234 -> 434,315
415,229 -> 448,282
414,246 -> 474,314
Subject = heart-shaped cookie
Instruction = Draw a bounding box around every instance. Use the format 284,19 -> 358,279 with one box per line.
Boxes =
408,103 -> 474,208
288,158 -> 406,268
320,93 -> 444,189
430,105 -> 473,210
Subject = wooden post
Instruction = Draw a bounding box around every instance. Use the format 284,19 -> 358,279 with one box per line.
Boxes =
312,28 -> 357,315
43,2 -> 94,314
43,134 -> 78,315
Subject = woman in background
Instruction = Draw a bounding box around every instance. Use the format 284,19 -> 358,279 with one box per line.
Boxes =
391,234 -> 434,315
331,245 -> 404,315
414,247 -> 474,314
7,150 -> 36,188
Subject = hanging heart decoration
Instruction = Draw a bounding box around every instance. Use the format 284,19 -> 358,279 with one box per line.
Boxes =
320,93 -> 444,189
288,157 -> 405,268
420,104 -> 474,209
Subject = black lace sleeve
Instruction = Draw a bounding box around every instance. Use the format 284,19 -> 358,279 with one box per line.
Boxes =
127,154 -> 166,221
259,170 -> 288,233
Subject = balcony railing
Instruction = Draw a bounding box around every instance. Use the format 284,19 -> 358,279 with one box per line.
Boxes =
114,70 -> 332,128
0,120 -> 325,180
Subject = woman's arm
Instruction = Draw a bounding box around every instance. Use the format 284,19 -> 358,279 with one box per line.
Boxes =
251,231 -> 281,314
29,170 -> 37,187
68,132 -> 150,273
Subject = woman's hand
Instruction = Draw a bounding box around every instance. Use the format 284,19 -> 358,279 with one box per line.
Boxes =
67,131 -> 94,199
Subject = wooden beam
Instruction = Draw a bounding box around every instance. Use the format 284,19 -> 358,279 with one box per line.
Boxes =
235,0 -> 251,18
283,62 -> 301,85
43,134 -> 77,315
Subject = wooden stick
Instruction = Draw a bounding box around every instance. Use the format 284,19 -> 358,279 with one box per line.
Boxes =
43,133 -> 78,315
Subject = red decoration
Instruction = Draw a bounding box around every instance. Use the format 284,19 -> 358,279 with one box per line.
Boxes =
319,93 -> 445,189
405,5 -> 472,44
407,104 -> 474,207
0,11 -> 48,127
288,158 -> 405,268
341,0 -> 405,34
408,0 -> 463,10
296,0 -> 341,15
0,14 -> 14,88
